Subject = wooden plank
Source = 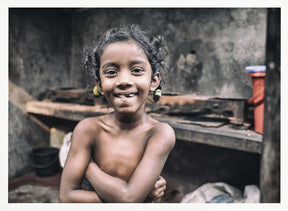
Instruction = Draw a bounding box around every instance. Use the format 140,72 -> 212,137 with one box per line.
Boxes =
26,100 -> 113,121
26,100 -> 262,154
154,116 -> 262,154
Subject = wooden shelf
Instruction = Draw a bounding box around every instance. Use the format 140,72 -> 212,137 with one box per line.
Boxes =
26,100 -> 262,154
26,100 -> 113,121
156,116 -> 262,154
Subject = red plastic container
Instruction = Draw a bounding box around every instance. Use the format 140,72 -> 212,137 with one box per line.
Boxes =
246,66 -> 266,134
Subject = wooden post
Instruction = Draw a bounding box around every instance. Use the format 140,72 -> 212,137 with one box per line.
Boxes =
260,8 -> 280,203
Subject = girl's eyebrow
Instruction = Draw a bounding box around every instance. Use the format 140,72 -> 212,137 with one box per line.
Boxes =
101,62 -> 119,69
130,60 -> 147,66
102,60 -> 147,69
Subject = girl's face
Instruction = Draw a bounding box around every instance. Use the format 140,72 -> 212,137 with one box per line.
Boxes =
98,40 -> 160,114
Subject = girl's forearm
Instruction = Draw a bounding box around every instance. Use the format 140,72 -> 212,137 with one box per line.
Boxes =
60,189 -> 103,203
85,162 -> 141,202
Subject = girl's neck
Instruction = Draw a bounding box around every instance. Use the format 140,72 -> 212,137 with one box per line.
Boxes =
112,110 -> 148,130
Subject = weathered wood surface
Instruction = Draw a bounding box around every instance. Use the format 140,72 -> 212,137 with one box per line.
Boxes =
26,100 -> 113,121
26,100 -> 262,154
155,115 -> 262,154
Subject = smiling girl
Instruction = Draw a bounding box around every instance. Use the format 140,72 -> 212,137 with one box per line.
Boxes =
59,25 -> 175,203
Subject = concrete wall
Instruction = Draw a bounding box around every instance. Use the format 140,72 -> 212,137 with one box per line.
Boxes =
9,9 -> 72,178
9,8 -> 267,180
71,8 -> 267,98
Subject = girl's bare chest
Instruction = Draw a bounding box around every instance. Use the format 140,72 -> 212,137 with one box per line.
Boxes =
93,133 -> 148,180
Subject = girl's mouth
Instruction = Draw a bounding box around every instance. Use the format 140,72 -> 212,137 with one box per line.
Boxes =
114,92 -> 138,98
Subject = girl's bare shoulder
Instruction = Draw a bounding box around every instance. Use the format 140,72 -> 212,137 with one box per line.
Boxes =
149,118 -> 176,149
73,115 -> 108,136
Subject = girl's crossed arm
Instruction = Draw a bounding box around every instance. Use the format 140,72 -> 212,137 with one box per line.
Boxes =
85,122 -> 175,203
59,119 -> 102,203
59,119 -> 170,203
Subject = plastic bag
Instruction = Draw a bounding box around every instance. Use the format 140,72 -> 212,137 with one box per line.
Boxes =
59,132 -> 73,168
180,182 -> 260,203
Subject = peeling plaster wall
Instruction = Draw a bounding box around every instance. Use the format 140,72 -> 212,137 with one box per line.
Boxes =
71,8 -> 267,99
9,9 -> 72,178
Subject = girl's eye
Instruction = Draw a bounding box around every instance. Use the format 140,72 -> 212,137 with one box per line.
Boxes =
104,69 -> 118,76
132,68 -> 144,74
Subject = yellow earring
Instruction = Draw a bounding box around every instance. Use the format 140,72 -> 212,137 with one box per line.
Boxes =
93,86 -> 101,96
153,85 -> 161,102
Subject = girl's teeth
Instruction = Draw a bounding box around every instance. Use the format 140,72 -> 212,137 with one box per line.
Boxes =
117,93 -> 136,98
126,93 -> 135,97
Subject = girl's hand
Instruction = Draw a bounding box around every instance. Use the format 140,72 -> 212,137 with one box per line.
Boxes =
147,176 -> 166,202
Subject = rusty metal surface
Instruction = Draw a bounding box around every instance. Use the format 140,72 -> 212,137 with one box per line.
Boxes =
148,95 -> 248,124
45,88 -> 96,105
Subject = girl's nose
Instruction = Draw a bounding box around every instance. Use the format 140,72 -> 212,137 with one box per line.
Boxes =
116,80 -> 132,89
116,72 -> 133,89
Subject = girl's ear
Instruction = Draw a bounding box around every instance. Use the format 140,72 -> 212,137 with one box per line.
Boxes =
150,72 -> 161,92
96,81 -> 104,95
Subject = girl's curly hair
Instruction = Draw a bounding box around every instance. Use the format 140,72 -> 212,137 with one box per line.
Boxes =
82,24 -> 169,86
